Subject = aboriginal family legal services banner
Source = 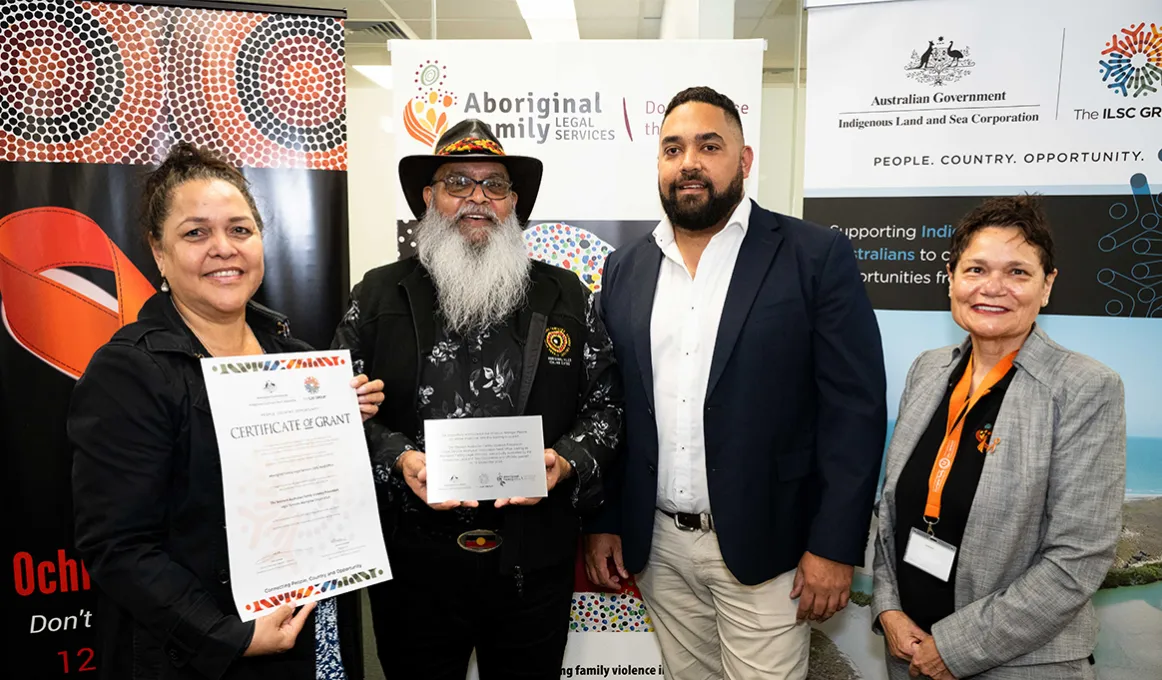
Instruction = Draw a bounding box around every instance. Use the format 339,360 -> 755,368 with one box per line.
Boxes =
1,1 -> 349,676
804,0 -> 1161,678
391,39 -> 765,676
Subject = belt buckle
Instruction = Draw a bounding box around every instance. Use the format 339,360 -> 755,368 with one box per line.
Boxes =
674,512 -> 714,532
457,529 -> 502,553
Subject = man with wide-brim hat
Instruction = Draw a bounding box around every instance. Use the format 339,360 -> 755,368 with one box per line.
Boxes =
399,118 -> 543,224
332,119 -> 624,679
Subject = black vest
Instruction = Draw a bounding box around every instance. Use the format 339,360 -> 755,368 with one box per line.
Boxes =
354,257 -> 590,572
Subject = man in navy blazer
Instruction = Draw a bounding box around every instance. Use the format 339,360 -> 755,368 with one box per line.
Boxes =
584,87 -> 887,679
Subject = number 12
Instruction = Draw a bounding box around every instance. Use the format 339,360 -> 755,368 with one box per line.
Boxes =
58,648 -> 96,673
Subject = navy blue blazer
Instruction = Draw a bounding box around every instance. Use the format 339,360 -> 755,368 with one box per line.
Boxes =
587,201 -> 887,586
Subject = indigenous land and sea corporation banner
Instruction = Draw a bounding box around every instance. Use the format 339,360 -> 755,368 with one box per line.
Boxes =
804,0 -> 1161,317
805,2 -> 1162,680
390,39 -> 765,678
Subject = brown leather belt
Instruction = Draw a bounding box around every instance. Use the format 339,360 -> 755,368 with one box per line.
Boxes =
659,508 -> 714,532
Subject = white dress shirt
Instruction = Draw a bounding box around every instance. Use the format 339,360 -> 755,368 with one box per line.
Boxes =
651,197 -> 752,515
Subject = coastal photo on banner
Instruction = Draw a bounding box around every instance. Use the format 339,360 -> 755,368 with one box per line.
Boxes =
391,38 -> 764,677
804,0 -> 1160,678
1,1 -> 349,676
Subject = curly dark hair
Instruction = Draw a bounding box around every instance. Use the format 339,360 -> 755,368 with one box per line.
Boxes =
949,194 -> 1056,275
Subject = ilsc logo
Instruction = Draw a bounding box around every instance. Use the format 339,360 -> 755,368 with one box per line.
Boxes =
1099,22 -> 1161,98
404,61 -> 458,146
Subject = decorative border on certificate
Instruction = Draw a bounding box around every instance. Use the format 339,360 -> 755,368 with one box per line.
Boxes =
243,563 -> 389,615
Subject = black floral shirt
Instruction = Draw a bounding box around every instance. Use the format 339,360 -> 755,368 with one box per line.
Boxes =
333,286 -> 622,524
419,324 -> 519,421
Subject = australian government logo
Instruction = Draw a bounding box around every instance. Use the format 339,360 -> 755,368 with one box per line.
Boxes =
837,35 -> 1036,134
905,36 -> 974,87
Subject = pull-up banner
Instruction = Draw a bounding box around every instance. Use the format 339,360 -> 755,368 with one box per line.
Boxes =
804,1 -> 1161,679
1,1 -> 349,676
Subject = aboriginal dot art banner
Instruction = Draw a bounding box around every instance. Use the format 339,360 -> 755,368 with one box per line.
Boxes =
1,2 -> 349,676
1,0 -> 347,168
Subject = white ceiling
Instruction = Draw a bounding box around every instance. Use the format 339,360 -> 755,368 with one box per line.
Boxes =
227,0 -> 804,76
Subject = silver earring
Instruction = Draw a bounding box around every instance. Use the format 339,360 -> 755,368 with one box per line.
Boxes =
160,278 -> 170,293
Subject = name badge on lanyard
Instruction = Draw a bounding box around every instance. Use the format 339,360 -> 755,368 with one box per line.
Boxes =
904,527 -> 957,581
912,349 -> 1017,582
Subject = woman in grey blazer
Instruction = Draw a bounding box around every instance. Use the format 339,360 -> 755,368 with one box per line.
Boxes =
873,195 -> 1126,680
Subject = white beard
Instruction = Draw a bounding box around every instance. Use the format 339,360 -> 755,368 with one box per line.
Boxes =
415,204 -> 531,335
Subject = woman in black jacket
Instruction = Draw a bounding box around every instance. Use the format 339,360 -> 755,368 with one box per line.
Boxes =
68,143 -> 383,679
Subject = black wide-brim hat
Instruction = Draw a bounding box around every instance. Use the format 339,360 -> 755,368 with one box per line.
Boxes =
399,118 -> 543,224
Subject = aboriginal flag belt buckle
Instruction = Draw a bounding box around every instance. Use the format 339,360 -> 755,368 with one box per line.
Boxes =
457,529 -> 502,553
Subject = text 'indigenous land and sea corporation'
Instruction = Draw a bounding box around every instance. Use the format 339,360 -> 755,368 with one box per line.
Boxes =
830,90 -> 1147,169
839,91 -> 1041,129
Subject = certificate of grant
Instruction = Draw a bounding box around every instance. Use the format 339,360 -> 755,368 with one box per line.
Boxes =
424,415 -> 548,504
201,349 -> 391,621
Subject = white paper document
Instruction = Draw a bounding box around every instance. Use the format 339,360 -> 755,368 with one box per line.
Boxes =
424,415 -> 548,503
201,349 -> 391,621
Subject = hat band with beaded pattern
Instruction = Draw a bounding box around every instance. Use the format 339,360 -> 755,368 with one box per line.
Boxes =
436,137 -> 506,157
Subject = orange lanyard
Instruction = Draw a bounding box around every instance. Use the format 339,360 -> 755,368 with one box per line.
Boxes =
923,350 -> 1017,533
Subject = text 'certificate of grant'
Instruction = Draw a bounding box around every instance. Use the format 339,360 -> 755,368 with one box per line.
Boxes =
424,415 -> 548,503
202,350 -> 391,621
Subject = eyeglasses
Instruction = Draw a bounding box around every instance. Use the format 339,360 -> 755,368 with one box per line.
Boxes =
433,174 -> 513,200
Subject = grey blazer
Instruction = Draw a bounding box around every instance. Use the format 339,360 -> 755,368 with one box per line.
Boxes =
872,325 -> 1126,677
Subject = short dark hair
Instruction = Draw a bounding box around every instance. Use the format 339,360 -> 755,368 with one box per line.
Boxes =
141,142 -> 263,245
949,195 -> 1056,275
662,86 -> 743,139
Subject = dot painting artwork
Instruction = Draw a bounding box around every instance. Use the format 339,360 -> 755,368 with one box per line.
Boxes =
570,592 -> 654,633
525,223 -> 612,292
0,1 -> 346,169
